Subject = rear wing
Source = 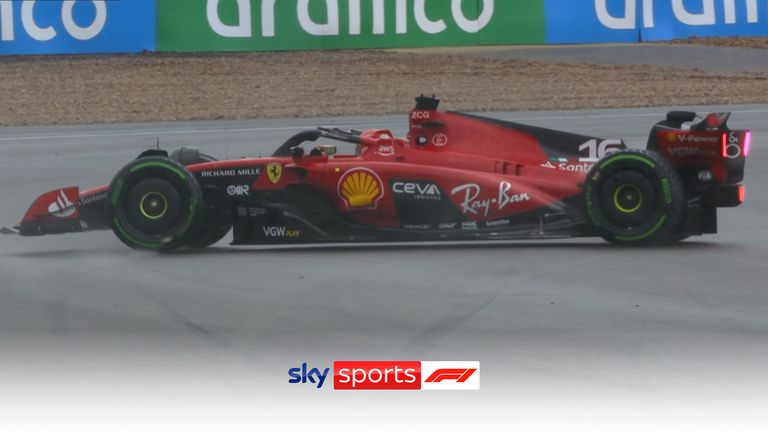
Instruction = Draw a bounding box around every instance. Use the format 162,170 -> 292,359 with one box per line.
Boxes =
648,111 -> 750,207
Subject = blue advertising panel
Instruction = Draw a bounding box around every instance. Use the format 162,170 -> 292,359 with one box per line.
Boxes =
545,0 -> 640,44
545,0 -> 768,44
641,0 -> 768,41
0,0 -> 155,55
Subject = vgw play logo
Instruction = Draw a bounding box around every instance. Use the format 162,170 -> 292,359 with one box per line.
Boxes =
288,361 -> 480,391
205,0 -> 496,38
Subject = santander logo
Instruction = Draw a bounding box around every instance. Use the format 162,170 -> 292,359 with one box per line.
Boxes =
48,189 -> 76,218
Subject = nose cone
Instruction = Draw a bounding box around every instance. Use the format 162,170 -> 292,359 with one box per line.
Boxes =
22,187 -> 80,223
15,186 -> 82,236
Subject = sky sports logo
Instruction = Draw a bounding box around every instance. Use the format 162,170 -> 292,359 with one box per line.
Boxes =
288,361 -> 479,391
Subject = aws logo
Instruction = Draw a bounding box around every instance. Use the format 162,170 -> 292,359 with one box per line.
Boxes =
338,168 -> 384,210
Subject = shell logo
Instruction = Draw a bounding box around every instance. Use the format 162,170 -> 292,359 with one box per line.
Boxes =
667,132 -> 678,144
338,168 -> 384,210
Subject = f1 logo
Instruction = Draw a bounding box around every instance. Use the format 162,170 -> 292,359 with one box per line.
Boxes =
425,368 -> 477,383
421,362 -> 479,390
331,361 -> 479,390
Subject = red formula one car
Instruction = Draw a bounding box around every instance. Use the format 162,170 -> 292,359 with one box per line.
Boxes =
2,96 -> 750,251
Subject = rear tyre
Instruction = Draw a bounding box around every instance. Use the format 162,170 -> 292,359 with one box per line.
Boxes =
585,149 -> 685,245
108,157 -> 203,252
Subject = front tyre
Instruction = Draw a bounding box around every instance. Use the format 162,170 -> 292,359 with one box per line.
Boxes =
585,149 -> 684,245
108,157 -> 203,252
186,209 -> 231,248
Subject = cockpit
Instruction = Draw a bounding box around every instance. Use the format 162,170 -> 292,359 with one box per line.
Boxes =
272,127 -> 405,160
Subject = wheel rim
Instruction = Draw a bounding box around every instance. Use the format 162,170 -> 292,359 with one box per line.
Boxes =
598,169 -> 658,230
586,150 -> 684,244
109,158 -> 203,251
139,192 -> 169,220
613,184 -> 643,214
122,178 -> 184,237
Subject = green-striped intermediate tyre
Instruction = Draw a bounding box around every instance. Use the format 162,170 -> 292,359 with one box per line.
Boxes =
186,205 -> 231,248
585,149 -> 685,245
108,157 -> 203,252
168,147 -> 232,248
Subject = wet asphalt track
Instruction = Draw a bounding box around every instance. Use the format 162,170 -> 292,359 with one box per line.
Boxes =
1,107 -> 767,425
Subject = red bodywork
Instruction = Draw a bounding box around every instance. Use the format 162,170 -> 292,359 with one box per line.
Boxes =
180,109 -> 587,232
5,98 -> 748,245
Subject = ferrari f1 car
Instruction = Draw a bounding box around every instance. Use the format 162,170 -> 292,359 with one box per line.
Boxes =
2,96 -> 750,251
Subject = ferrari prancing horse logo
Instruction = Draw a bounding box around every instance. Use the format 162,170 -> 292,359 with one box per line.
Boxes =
267,163 -> 283,184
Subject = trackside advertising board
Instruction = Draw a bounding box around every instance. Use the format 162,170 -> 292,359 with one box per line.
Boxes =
3,0 -> 768,55
0,0 -> 155,55
545,0 -> 768,44
156,0 -> 546,52
642,0 -> 768,41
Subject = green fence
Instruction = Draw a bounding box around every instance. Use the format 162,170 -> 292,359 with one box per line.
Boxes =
157,0 -> 545,52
